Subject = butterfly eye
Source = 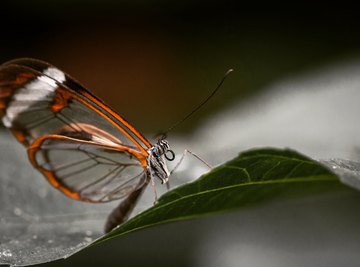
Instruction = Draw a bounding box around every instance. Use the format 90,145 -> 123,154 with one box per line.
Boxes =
165,149 -> 175,161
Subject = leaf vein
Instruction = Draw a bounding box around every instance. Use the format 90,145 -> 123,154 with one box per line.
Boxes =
137,174 -> 337,218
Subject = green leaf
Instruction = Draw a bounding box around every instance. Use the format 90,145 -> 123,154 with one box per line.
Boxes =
94,148 -> 349,245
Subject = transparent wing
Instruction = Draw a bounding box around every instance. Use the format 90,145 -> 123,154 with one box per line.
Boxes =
28,134 -> 149,203
0,58 -> 151,154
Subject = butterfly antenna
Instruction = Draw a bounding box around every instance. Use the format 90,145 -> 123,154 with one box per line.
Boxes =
161,68 -> 233,138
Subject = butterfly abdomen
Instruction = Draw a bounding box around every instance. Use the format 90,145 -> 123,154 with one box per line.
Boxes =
104,182 -> 147,233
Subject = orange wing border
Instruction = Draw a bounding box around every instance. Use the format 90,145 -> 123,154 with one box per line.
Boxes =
28,134 -> 148,202
1,58 -> 152,154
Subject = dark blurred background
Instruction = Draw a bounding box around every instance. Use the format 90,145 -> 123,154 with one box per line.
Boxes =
2,1 -> 360,266
2,1 -> 360,135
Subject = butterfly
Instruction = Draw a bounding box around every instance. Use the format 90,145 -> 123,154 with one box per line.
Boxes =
0,58 -> 176,233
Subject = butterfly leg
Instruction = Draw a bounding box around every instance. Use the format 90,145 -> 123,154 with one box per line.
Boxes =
170,149 -> 212,175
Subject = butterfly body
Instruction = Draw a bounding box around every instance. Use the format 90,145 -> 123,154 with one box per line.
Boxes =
0,58 -> 173,232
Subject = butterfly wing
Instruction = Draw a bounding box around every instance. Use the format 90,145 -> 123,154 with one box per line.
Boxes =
28,134 -> 148,202
0,58 -> 151,153
0,58 -> 152,202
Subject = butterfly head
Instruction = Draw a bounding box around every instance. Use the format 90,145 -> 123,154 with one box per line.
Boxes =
147,139 -> 175,184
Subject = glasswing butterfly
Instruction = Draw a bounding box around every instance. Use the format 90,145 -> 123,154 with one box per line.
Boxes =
0,58 -> 178,233
0,58 -> 232,233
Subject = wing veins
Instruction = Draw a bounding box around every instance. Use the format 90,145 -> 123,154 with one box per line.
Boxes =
97,164 -> 130,189
81,148 -> 139,167
26,114 -> 56,130
61,161 -> 100,180
13,107 -> 50,113
99,171 -> 145,201
47,155 -> 97,172
77,165 -> 123,193
55,111 -> 85,132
